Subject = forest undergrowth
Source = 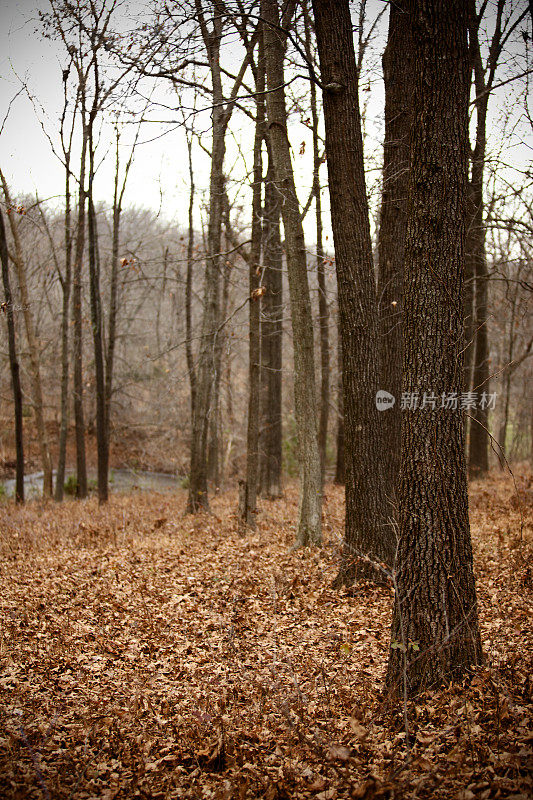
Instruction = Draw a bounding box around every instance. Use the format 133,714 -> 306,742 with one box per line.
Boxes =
0,470 -> 531,799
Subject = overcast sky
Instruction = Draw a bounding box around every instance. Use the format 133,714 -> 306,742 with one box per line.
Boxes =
1,0 -> 531,249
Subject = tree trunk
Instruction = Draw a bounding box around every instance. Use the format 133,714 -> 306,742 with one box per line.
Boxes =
303,1 -> 329,483
244,37 -> 265,528
260,146 -> 283,498
262,0 -> 322,546
498,299 -> 515,459
334,330 -> 344,485
377,0 -> 411,507
72,125 -> 88,498
188,10 -> 227,512
313,0 -> 394,581
105,163 -> 122,486
0,171 -> 53,498
467,134 -> 490,475
87,194 -> 108,504
467,0 -> 503,477
386,0 -> 482,696
55,161 -> 73,501
0,209 -> 24,503
185,134 -> 197,425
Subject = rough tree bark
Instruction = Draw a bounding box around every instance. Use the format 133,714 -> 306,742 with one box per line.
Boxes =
0,171 -> 53,499
386,0 -> 483,696
377,0 -> 411,506
313,0 -> 394,581
262,0 -> 322,546
0,209 -> 24,503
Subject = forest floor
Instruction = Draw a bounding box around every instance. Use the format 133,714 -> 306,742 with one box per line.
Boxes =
0,470 -> 532,799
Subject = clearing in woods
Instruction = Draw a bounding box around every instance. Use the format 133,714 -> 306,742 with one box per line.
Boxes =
0,471 -> 532,799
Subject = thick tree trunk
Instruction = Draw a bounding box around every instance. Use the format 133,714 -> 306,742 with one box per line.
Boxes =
1,172 -> 53,498
262,0 -> 322,546
0,209 -> 24,503
244,41 -> 265,528
260,147 -> 283,498
313,0 -> 394,581
377,0 -> 411,507
386,0 -> 482,696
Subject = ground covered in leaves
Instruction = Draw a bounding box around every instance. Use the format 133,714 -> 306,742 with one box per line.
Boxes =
0,471 -> 532,799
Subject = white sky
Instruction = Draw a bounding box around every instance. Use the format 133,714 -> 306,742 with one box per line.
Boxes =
0,0 -> 531,248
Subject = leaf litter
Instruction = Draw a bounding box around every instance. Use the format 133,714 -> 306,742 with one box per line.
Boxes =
0,470 -> 531,798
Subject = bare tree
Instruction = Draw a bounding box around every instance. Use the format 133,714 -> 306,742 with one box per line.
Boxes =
243,29 -> 266,528
0,209 -> 24,503
0,172 -> 54,498
262,0 -> 322,546
467,0 -> 529,476
312,0 -> 394,581
188,1 -> 258,511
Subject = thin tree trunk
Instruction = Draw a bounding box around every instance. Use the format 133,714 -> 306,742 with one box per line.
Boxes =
244,36 -> 265,528
260,145 -> 283,498
262,0 -> 322,546
498,299 -> 515,458
55,157 -> 73,501
105,122 -> 140,483
105,196 -> 120,469
377,0 -> 411,507
188,8 -> 227,512
86,73 -> 108,504
0,209 -> 24,503
72,122 -> 88,498
313,0 -> 394,581
334,328 -> 344,485
467,0 -> 507,476
185,134 -> 197,423
211,236 -> 232,487
0,171 -> 53,498
87,190 -> 108,503
386,0 -> 482,696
